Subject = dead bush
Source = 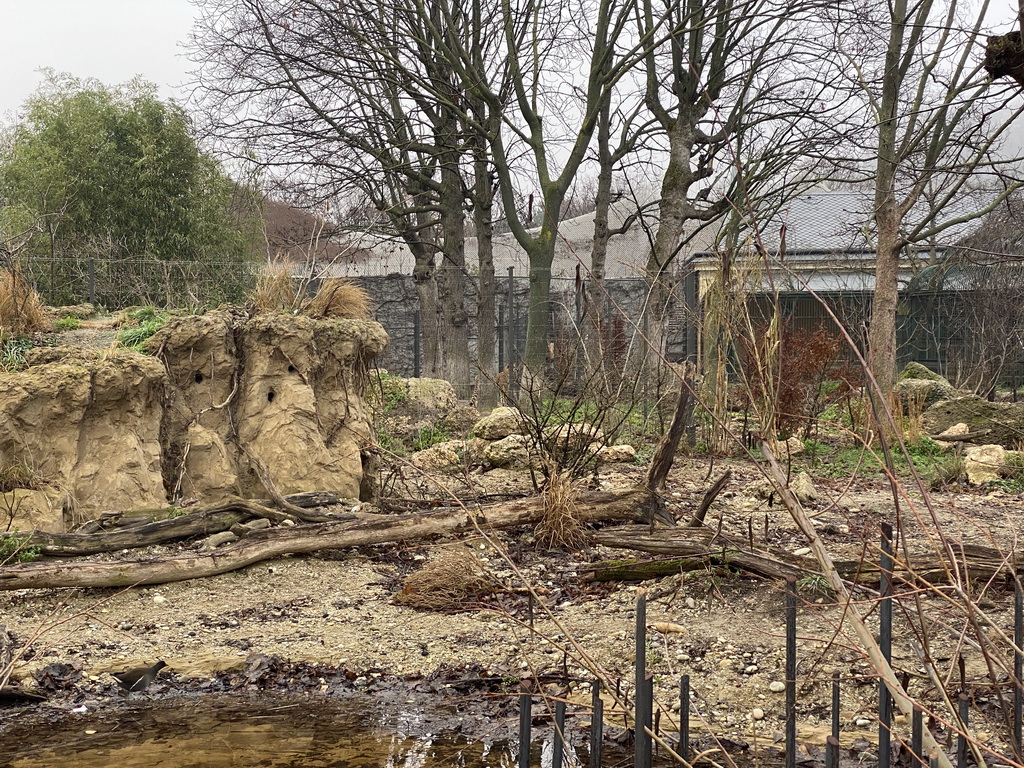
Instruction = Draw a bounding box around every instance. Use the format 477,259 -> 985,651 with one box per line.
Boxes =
394,547 -> 496,611
536,469 -> 587,549
304,279 -> 373,319
248,263 -> 299,313
0,267 -> 48,336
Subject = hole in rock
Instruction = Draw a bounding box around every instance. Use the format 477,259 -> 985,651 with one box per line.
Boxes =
267,390 -> 276,403
194,372 -> 204,384
288,365 -> 296,373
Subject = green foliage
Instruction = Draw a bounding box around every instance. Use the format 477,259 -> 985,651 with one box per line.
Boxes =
117,318 -> 166,350
989,452 -> 1024,493
0,335 -> 36,371
0,534 -> 41,564
0,72 -> 260,304
368,370 -> 408,413
411,425 -> 451,452
52,316 -> 81,332
797,573 -> 833,598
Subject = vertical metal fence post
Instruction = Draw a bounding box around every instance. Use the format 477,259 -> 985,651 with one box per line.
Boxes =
519,693 -> 532,768
786,576 -> 797,768
553,699 -> 566,768
498,305 -> 505,373
880,522 -> 894,768
679,674 -> 690,761
1015,579 -> 1022,761
826,671 -> 839,768
412,310 -> 421,378
635,593 -> 646,768
957,693 -> 969,768
87,257 -> 96,306
590,679 -> 603,768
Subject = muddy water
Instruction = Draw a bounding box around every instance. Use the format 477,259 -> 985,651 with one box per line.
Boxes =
2,694 -> 587,768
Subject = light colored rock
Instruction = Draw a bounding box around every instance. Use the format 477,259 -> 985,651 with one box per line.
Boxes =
201,531 -> 239,549
923,395 -> 1024,449
752,707 -> 765,720
964,444 -> 1007,485
0,348 -> 167,524
0,487 -> 68,533
783,436 -> 805,456
895,364 -> 957,408
473,407 -> 527,440
484,434 -> 533,469
934,422 -> 970,449
596,444 -> 637,464
546,422 -> 605,450
790,472 -> 818,503
404,377 -> 458,414
180,423 -> 240,501
769,680 -> 786,693
410,445 -> 462,471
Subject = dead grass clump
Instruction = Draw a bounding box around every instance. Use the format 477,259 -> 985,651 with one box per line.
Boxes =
0,463 -> 41,494
304,279 -> 372,319
394,547 -> 495,611
536,469 -> 587,549
248,263 -> 299,313
0,268 -> 48,336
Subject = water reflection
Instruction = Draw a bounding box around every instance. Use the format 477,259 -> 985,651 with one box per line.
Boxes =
4,694 -> 534,768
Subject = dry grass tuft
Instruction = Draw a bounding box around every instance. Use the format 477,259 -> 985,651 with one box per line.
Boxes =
304,279 -> 373,319
0,268 -> 48,336
0,463 -> 41,494
248,262 -> 299,313
536,469 -> 588,549
394,547 -> 495,611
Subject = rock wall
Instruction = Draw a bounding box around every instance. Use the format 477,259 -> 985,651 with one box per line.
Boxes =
0,312 -> 387,531
0,349 -> 167,530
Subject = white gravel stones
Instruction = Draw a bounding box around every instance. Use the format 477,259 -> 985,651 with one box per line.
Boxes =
769,680 -> 786,693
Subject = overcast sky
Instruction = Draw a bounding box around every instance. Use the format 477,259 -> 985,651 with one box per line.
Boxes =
0,0 -> 196,121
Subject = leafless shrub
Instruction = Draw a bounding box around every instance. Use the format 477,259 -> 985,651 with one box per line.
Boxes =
0,267 -> 48,336
394,547 -> 495,611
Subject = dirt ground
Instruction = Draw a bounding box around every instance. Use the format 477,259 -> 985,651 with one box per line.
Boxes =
2,450 -> 1021,763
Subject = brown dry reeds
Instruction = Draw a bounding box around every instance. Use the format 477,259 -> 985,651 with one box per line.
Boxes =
247,262 -> 299,313
535,469 -> 587,549
304,279 -> 373,319
0,267 -> 48,337
394,547 -> 495,611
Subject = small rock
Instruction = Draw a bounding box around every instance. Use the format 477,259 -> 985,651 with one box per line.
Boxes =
201,531 -> 239,549
153,595 -> 168,605
855,718 -> 871,727
769,680 -> 786,693
744,664 -> 759,675
684,597 -> 696,610
790,472 -> 818,503
792,547 -> 811,557
752,707 -> 765,720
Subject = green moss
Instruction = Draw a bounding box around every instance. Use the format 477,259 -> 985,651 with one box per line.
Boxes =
52,316 -> 82,332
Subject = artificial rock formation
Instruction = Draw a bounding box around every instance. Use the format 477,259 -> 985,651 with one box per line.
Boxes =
0,349 -> 167,529
0,311 -> 387,531
152,310 -> 387,504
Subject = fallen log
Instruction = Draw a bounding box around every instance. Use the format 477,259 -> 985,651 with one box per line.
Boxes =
592,526 -> 1018,586
0,488 -> 651,591
18,494 -> 350,557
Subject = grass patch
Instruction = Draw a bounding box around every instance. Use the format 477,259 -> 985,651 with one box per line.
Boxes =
116,307 -> 168,351
0,335 -> 36,372
411,425 -> 451,452
52,316 -> 82,332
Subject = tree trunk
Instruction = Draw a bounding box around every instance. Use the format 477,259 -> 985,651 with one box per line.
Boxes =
437,109 -> 471,398
473,129 -> 498,410
0,488 -> 650,591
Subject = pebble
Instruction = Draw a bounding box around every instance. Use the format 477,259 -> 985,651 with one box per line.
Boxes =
752,707 -> 765,720
793,547 -> 811,556
855,718 -> 871,727
153,595 -> 168,605
744,664 -> 759,675
684,597 -> 696,609
769,681 -> 786,693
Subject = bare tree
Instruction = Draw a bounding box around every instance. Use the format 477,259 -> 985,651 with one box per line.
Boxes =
825,0 -> 1024,397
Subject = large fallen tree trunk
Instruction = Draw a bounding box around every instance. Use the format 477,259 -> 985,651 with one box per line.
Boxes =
0,488 -> 651,591
590,527 -> 1018,586
19,494 -> 348,557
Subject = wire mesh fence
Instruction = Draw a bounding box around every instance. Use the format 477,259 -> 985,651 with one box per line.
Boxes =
18,255 -> 1024,397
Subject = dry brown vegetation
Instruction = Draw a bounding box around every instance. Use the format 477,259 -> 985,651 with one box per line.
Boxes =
248,264 -> 372,319
0,267 -> 48,336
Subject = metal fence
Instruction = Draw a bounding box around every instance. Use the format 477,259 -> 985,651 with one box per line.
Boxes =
21,256 -> 1023,395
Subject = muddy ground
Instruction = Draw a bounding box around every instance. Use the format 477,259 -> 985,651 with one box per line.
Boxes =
2,449 -> 1020,764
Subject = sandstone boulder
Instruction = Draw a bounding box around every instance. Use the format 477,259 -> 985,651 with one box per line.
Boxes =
896,362 -> 957,408
473,407 -> 527,440
596,444 -> 637,464
964,444 -> 1006,485
484,434 -> 534,469
923,396 -> 1024,449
